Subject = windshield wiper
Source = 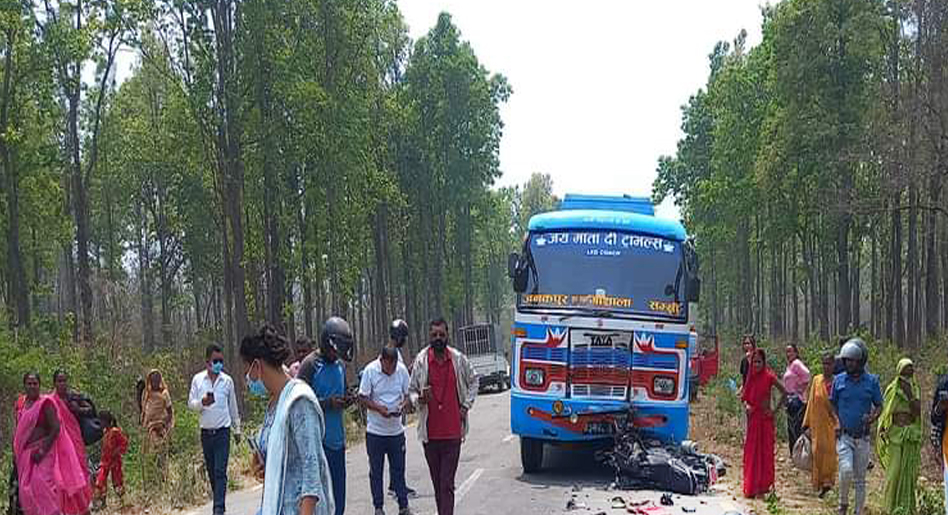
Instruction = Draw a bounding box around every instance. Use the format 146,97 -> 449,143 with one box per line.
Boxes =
558,309 -> 615,322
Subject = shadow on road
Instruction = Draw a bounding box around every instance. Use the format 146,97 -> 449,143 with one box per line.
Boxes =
514,443 -> 614,489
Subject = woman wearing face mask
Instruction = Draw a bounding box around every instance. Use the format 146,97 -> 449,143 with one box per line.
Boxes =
243,325 -> 334,515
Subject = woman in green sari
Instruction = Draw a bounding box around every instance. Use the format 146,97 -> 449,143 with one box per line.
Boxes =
877,358 -> 922,515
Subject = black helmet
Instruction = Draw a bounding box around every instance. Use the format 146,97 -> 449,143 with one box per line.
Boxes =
320,316 -> 354,362
390,319 -> 409,347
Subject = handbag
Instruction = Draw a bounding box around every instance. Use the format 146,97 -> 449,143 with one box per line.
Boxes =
792,433 -> 812,471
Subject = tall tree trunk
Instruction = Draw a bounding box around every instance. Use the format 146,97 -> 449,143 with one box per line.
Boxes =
0,30 -> 29,328
373,205 -> 389,336
908,185 -> 919,347
871,227 -> 879,337
214,0 -> 250,348
738,221 -> 753,333
819,231 -> 831,341
299,192 -> 313,338
70,87 -> 94,342
892,201 -> 906,346
792,238 -> 799,340
925,178 -> 941,337
852,235 -> 861,331
138,203 -> 155,352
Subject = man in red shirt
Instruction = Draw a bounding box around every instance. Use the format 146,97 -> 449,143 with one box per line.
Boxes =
408,318 -> 478,515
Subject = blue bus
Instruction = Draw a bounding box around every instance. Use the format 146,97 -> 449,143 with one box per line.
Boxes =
507,194 -> 700,472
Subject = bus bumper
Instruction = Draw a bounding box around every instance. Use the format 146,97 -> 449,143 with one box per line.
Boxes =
510,393 -> 689,443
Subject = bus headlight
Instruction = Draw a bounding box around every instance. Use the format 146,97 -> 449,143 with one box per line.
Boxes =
653,376 -> 676,396
524,368 -> 545,386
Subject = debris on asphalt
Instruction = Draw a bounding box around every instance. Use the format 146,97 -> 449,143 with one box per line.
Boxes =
611,496 -> 627,509
596,408 -> 727,495
566,498 -> 588,511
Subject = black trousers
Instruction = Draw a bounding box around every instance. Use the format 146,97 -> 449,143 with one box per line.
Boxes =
787,397 -> 806,455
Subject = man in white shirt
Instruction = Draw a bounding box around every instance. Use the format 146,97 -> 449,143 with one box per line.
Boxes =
388,319 -> 410,367
359,347 -> 413,515
188,344 -> 241,515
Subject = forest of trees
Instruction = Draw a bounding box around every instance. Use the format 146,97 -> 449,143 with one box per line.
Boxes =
655,0 -> 948,348
0,0 -> 558,361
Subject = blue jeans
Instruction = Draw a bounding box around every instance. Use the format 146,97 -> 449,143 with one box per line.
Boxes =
201,428 -> 230,515
837,434 -> 870,515
325,445 -> 346,515
367,433 -> 408,509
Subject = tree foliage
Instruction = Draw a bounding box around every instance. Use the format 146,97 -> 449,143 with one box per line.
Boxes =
656,0 -> 948,348
0,0 -> 529,367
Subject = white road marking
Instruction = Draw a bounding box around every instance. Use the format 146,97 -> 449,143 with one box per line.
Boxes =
456,467 -> 484,500
502,434 -> 516,443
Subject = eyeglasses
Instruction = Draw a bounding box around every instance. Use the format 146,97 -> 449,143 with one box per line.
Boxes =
211,359 -> 224,365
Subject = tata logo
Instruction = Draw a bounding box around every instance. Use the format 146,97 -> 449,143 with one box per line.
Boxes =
590,334 -> 614,347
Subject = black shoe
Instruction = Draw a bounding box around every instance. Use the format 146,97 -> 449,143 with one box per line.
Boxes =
388,486 -> 418,499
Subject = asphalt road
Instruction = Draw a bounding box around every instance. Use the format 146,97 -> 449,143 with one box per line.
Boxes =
185,391 -> 748,515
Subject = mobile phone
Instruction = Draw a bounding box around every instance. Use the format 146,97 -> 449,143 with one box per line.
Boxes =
207,391 -> 215,402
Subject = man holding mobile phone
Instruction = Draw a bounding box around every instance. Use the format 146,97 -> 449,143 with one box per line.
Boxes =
359,347 -> 412,515
188,344 -> 241,515
407,318 -> 478,515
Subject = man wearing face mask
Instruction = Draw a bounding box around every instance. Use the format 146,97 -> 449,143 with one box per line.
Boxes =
407,318 -> 478,515
188,344 -> 241,515
298,317 -> 354,515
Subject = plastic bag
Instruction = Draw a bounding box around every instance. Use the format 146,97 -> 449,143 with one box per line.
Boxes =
792,433 -> 812,471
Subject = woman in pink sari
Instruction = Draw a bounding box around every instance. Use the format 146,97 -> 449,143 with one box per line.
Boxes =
15,372 -> 92,515
50,371 -> 92,475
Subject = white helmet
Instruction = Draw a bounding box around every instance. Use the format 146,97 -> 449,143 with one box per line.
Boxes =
839,340 -> 865,362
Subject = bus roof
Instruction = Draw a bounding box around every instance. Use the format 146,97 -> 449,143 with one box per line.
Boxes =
528,194 -> 688,241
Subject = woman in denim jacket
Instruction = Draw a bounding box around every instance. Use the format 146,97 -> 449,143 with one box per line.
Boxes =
242,325 -> 334,515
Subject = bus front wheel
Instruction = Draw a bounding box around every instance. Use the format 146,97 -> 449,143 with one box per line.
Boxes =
520,437 -> 544,473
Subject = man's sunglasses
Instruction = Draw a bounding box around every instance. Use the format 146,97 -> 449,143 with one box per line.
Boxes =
211,359 -> 224,365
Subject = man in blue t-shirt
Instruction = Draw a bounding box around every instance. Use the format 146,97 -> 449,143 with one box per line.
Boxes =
830,338 -> 882,515
299,317 -> 354,515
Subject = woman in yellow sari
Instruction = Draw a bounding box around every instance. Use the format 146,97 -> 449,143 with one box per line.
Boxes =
877,358 -> 922,515
802,353 -> 837,497
141,369 -> 174,453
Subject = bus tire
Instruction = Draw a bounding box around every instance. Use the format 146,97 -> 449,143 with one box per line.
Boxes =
520,437 -> 544,473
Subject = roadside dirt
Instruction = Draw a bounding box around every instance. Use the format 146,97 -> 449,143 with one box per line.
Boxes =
689,364 -> 947,515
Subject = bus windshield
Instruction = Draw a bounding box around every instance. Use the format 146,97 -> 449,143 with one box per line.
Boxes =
519,229 -> 686,320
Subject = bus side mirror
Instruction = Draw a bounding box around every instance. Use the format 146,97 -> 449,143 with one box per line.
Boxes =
507,253 -> 520,279
683,240 -> 700,303
686,277 -> 701,303
508,252 -> 528,294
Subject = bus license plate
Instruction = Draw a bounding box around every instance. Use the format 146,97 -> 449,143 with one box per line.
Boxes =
584,421 -> 614,435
